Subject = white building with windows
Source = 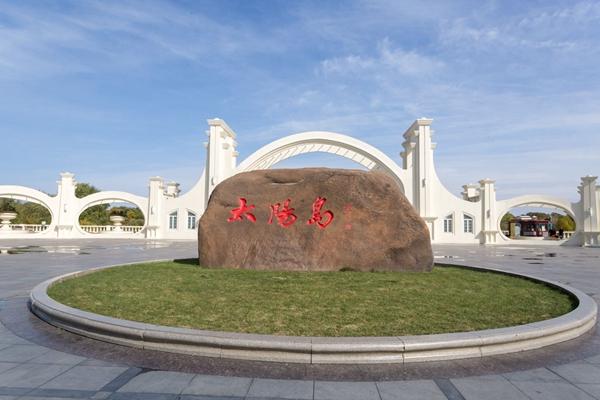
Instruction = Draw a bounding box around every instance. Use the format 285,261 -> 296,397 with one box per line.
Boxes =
0,118 -> 599,246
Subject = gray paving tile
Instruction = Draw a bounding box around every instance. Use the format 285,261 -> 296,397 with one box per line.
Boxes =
19,398 -> 86,400
503,367 -> 565,382
0,364 -> 17,375
585,354 -> 600,365
511,380 -> 597,400
181,396 -> 240,400
438,378 -> 471,400
576,384 -> 600,399
182,374 -> 252,397
0,335 -> 30,345
248,379 -> 312,400
0,363 -> 72,388
247,397 -> 307,400
109,393 -> 179,400
117,371 -> 195,394
549,363 -> 600,384
100,367 -> 143,392
41,365 -> 128,391
0,396 -> 17,400
377,380 -> 446,400
451,375 -> 529,400
91,392 -> 112,400
79,358 -> 128,367
314,381 -> 379,400
29,349 -> 87,365
0,345 -> 50,362
25,388 -> 97,398
0,387 -> 30,397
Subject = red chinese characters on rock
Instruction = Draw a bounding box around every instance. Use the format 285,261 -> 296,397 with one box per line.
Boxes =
227,196 -> 336,229
227,198 -> 256,223
306,196 -> 334,229
268,199 -> 297,228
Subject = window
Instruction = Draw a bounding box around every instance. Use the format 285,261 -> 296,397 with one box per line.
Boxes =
443,214 -> 453,233
187,211 -> 197,230
169,211 -> 178,230
463,214 -> 474,233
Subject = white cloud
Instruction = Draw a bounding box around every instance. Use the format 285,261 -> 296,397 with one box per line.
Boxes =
440,2 -> 600,53
0,0 -> 284,79
319,38 -> 443,77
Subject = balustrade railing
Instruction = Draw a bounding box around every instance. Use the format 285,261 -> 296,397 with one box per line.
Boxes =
80,225 -> 144,234
7,224 -> 49,233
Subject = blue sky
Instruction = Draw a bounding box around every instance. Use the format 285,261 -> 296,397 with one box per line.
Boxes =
0,0 -> 599,202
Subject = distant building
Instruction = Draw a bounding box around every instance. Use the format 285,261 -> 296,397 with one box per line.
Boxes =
508,215 -> 551,239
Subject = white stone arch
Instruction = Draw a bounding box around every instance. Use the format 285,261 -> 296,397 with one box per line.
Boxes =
0,185 -> 57,234
496,195 -> 579,240
75,191 -> 148,235
236,131 -> 408,194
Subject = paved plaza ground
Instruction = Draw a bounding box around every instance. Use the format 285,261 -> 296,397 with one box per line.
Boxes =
0,239 -> 598,399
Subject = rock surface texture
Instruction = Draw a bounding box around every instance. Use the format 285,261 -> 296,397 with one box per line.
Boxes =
198,168 -> 433,272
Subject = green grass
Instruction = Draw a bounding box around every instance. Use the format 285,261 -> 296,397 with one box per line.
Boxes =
47,261 -> 576,337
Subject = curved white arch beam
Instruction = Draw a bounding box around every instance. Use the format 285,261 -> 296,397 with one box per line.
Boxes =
77,191 -> 149,221
236,131 -> 408,193
0,185 -> 57,220
497,195 -> 577,220
0,185 -> 56,207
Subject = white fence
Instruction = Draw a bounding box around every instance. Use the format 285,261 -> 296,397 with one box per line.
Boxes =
80,225 -> 144,234
7,224 -> 49,233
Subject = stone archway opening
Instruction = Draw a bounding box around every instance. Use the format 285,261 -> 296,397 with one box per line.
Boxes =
499,205 -> 576,243
78,200 -> 145,235
0,197 -> 52,234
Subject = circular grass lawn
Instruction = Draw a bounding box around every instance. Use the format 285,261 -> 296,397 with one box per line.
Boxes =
47,261 -> 576,337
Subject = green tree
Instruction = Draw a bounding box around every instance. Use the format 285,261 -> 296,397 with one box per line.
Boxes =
1,197 -> 52,224
13,203 -> 51,224
75,183 -> 101,199
76,183 -> 110,226
500,212 -> 514,231
556,215 -> 576,231
526,212 -> 551,220
0,198 -> 17,212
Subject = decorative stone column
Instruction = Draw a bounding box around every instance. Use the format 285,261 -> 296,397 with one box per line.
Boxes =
146,177 -> 164,239
479,178 -> 498,244
55,172 -> 77,238
579,175 -> 600,247
204,118 -> 238,207
401,118 -> 437,239
403,119 -> 434,216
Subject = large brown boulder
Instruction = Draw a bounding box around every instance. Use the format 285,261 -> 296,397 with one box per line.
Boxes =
198,168 -> 433,272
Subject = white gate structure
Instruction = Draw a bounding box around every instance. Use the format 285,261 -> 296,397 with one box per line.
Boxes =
1,118 -> 599,246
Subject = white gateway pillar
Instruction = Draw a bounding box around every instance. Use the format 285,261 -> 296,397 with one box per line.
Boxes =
55,172 -> 77,238
146,177 -> 165,239
402,118 -> 437,239
579,175 -> 600,246
479,178 -> 498,244
204,118 -> 238,206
